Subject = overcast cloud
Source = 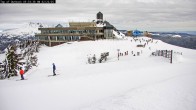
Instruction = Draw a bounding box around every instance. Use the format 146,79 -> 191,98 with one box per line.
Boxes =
0,0 -> 196,31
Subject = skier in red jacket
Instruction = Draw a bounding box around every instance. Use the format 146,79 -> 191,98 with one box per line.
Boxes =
20,68 -> 25,80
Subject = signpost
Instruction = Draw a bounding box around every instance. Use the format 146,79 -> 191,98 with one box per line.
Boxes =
117,49 -> 120,60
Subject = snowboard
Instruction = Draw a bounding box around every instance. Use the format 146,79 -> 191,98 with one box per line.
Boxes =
16,79 -> 28,81
48,74 -> 60,77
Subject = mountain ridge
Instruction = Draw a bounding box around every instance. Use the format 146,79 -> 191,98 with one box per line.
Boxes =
0,22 -> 47,38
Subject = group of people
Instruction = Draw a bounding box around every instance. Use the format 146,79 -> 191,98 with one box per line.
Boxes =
19,63 -> 56,80
118,51 -> 129,57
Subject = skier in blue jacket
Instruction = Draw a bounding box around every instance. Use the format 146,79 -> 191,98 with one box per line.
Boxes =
52,63 -> 56,76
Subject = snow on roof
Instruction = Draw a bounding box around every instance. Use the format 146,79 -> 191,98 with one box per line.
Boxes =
96,23 -> 105,27
55,24 -> 63,28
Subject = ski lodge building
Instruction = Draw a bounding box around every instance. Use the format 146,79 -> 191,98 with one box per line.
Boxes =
35,12 -> 115,46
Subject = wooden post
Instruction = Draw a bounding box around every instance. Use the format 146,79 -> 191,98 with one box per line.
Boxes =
166,50 -> 167,58
170,50 -> 173,64
48,36 -> 51,47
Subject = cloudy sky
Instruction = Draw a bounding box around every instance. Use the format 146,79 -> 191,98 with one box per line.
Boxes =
0,0 -> 196,31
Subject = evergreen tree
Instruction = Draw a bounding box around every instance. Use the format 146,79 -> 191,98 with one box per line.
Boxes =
6,45 -> 19,77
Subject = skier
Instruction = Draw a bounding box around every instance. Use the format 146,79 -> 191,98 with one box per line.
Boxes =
19,67 -> 25,80
92,54 -> 96,64
87,55 -> 91,64
52,63 -> 56,76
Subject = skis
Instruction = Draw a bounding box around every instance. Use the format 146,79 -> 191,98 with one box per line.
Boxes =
16,79 -> 27,81
15,74 -> 60,81
48,74 -> 60,77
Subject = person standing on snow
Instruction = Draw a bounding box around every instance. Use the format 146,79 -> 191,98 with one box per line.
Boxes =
20,67 -> 25,80
52,63 -> 56,76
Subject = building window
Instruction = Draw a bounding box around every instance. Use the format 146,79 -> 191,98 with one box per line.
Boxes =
62,30 -> 67,33
65,36 -> 71,41
64,36 -> 67,40
89,30 -> 95,34
57,36 -> 64,41
59,30 -> 63,33
50,36 -> 56,41
72,36 -> 76,41
39,36 -> 47,40
45,36 -> 49,40
99,29 -> 103,33
50,30 -> 53,33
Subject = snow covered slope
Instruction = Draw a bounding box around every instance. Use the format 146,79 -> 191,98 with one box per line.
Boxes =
113,30 -> 125,39
0,37 -> 196,110
0,22 -> 46,38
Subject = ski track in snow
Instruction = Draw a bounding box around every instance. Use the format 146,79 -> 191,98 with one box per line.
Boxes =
0,37 -> 196,110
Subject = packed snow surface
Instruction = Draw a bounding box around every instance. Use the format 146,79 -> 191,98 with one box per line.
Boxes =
0,37 -> 196,110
